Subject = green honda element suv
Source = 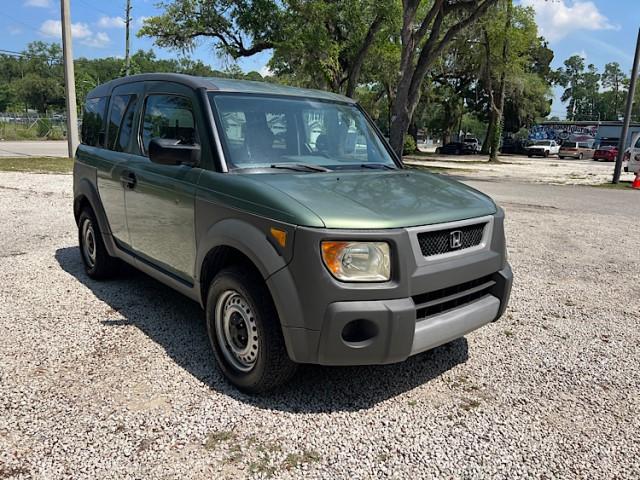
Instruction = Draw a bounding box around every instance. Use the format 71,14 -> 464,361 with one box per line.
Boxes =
73,74 -> 512,393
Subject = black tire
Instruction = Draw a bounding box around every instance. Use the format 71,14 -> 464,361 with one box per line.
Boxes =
559,156 -> 565,159
579,153 -> 584,160
544,150 -> 549,158
78,208 -> 119,279
206,266 -> 297,393
527,154 -> 532,158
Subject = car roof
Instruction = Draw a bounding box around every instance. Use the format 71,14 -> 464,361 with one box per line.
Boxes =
86,73 -> 355,104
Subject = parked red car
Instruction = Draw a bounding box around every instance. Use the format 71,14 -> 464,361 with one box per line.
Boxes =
593,146 -> 618,162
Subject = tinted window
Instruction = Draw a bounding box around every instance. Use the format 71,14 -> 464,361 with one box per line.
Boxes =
81,97 -> 107,147
635,137 -> 640,148
141,95 -> 196,154
107,94 -> 137,152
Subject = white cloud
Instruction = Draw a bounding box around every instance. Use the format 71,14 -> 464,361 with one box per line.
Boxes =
39,19 -> 92,39
80,32 -> 111,48
97,16 -> 125,29
25,0 -> 51,7
9,26 -> 23,35
259,65 -> 273,77
520,0 -> 619,42
39,20 -> 111,48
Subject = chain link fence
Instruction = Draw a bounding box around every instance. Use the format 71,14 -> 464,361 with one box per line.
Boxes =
0,113 -> 69,141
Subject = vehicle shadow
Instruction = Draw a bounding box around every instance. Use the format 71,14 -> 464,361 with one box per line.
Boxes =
55,246 -> 469,413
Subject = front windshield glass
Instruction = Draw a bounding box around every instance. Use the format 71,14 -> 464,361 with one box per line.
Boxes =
536,140 -> 551,146
209,93 -> 397,171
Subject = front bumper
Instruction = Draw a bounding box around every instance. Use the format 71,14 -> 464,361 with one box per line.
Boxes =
267,211 -> 513,366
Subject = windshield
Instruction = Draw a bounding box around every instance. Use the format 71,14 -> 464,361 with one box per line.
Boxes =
535,140 -> 551,146
209,93 -> 397,172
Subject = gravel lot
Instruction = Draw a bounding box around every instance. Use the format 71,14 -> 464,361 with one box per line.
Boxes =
1,172 -> 639,479
404,153 -> 637,185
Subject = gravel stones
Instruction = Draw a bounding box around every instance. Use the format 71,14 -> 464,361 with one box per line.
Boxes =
1,172 -> 639,479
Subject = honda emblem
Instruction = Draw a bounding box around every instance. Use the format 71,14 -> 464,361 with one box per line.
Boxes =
450,230 -> 462,249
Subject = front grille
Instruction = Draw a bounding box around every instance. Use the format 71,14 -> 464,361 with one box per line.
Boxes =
417,223 -> 486,257
413,275 -> 495,319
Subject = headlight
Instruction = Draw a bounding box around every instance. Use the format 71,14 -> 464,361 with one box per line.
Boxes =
321,241 -> 391,282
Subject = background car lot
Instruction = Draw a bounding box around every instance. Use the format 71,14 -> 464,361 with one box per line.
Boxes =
1,171 -> 639,479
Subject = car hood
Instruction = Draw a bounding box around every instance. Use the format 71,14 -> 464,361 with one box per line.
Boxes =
246,169 -> 497,229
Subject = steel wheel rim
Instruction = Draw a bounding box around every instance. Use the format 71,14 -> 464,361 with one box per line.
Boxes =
81,218 -> 97,268
214,290 -> 259,372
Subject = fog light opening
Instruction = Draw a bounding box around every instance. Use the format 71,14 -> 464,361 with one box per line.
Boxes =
341,319 -> 379,346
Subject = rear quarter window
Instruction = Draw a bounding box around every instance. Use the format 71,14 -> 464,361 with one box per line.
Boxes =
81,97 -> 107,147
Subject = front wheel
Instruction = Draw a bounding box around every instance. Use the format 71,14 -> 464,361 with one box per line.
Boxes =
206,267 -> 297,393
579,153 -> 584,160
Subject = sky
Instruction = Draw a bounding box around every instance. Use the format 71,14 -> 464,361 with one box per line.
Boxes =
2,0 -> 639,118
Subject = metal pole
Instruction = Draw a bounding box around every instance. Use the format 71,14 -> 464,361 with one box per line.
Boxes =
61,0 -> 79,158
125,0 -> 132,76
613,27 -> 640,183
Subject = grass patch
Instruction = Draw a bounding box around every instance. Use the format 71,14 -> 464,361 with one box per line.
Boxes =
460,399 -> 481,411
0,156 -> 73,173
204,430 -> 237,450
592,181 -> 636,190
282,450 -> 321,470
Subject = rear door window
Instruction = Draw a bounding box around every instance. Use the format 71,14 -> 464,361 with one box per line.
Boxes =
140,95 -> 197,154
107,94 -> 137,152
81,97 -> 107,147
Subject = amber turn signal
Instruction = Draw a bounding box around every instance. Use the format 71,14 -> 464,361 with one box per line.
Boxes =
270,227 -> 287,247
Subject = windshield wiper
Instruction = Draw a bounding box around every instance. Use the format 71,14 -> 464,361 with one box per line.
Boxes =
270,163 -> 332,173
359,163 -> 397,170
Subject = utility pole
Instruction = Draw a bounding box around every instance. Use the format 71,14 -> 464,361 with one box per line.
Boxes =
61,0 -> 79,158
124,0 -> 132,76
613,27 -> 640,184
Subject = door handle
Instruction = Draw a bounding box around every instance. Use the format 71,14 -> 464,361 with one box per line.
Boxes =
120,171 -> 137,189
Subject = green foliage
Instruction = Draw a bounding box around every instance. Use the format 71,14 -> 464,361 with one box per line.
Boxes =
555,58 -> 630,121
0,42 -> 263,115
403,135 -> 417,155
139,0 -> 394,95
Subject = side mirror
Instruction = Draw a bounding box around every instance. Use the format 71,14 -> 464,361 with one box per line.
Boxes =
148,138 -> 201,166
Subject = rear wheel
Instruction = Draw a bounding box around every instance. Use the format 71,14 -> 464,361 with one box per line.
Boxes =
78,208 -> 119,279
559,156 -> 565,159
206,266 -> 297,393
578,153 -> 584,160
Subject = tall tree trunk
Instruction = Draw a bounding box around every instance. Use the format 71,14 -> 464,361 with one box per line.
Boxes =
483,0 -> 512,163
482,112 -> 495,155
389,0 -> 498,157
345,14 -> 385,98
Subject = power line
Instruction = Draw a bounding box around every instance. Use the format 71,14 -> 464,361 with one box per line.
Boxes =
2,12 -> 43,34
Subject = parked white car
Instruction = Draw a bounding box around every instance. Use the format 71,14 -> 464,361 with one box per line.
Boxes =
527,140 -> 560,158
627,136 -> 640,175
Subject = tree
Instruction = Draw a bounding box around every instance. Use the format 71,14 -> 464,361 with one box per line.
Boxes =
138,0 -> 391,98
388,0 -> 497,156
601,62 -> 628,120
482,0 -> 513,161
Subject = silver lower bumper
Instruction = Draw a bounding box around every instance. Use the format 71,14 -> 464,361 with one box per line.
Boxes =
410,295 -> 500,355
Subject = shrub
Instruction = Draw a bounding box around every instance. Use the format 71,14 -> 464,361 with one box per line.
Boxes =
403,135 -> 417,155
